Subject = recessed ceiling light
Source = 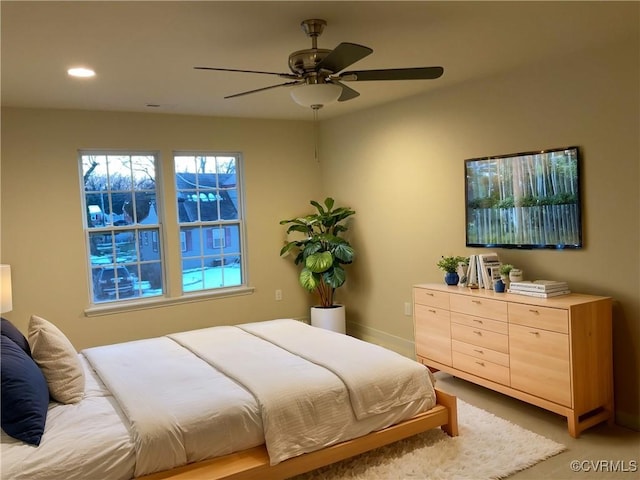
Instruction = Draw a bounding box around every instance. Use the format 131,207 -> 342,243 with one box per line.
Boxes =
67,67 -> 95,78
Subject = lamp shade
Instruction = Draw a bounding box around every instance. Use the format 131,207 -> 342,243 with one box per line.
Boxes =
1,265 -> 12,314
290,83 -> 342,108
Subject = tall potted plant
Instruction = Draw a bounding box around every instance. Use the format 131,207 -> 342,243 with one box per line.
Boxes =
280,197 -> 356,333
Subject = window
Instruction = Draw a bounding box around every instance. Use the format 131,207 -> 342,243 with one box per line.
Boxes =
175,153 -> 245,293
81,152 -> 163,303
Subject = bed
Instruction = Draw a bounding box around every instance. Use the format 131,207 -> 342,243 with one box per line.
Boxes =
1,317 -> 458,480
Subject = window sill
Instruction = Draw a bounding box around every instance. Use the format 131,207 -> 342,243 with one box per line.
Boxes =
84,286 -> 255,317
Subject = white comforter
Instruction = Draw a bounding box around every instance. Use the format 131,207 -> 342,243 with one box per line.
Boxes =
238,319 -> 436,420
83,336 -> 263,477
3,319 -> 436,479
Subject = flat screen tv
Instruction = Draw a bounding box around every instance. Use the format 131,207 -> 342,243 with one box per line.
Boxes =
465,146 -> 582,249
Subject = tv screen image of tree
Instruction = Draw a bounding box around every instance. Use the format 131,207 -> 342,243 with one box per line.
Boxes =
465,147 -> 582,249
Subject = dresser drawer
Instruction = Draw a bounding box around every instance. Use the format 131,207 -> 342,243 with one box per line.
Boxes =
452,339 -> 509,367
450,311 -> 508,335
414,304 -> 451,366
509,303 -> 568,334
451,323 -> 509,354
450,294 -> 508,321
509,323 -> 571,406
452,351 -> 510,385
414,288 -> 449,309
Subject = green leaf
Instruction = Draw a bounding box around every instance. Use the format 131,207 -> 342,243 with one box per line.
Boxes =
333,244 -> 354,263
310,200 -> 325,214
324,265 -> 345,288
286,224 -> 310,234
293,251 -> 305,265
305,251 -> 333,273
299,268 -> 319,291
324,197 -> 335,211
303,242 -> 322,259
279,242 -> 297,256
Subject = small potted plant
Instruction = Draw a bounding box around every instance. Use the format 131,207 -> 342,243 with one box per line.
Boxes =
498,264 -> 514,291
499,264 -> 513,281
437,256 -> 468,286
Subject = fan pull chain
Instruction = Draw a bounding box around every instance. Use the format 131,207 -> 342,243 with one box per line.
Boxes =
313,106 -> 320,163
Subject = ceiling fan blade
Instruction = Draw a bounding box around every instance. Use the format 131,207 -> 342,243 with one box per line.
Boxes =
317,43 -> 373,73
340,66 -> 444,81
224,80 -> 303,99
195,66 -> 299,80
333,81 -> 360,102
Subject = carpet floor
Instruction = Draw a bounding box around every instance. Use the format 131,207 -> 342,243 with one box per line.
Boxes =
292,400 -> 566,480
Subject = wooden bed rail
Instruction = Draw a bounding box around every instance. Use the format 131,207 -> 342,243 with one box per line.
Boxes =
139,388 -> 458,480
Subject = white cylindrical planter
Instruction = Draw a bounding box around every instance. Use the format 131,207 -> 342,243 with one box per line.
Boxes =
310,305 -> 346,334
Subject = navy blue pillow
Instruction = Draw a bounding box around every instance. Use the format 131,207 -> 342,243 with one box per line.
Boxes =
1,336 -> 49,445
1,318 -> 32,357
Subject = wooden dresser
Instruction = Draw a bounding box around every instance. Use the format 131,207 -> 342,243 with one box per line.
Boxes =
413,283 -> 613,437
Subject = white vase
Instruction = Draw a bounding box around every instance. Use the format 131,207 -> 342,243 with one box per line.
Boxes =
310,305 -> 346,334
509,269 -> 523,283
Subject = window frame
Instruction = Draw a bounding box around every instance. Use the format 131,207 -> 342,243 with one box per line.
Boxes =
79,150 -> 167,307
80,150 -> 253,317
174,151 -> 249,296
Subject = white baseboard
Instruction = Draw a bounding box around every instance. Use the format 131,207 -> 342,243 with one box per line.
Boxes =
347,321 -> 416,360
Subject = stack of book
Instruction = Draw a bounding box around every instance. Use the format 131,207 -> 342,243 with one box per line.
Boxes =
508,280 -> 571,298
466,253 -> 502,290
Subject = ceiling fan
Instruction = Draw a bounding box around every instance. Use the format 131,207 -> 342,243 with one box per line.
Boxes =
194,19 -> 444,109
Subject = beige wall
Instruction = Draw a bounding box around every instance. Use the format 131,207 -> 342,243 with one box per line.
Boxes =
0,109 -> 320,348
320,38 -> 639,429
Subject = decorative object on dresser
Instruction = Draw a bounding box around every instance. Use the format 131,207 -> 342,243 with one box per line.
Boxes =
436,256 -> 468,286
466,253 -> 502,290
413,283 -> 613,437
499,264 -> 514,287
280,198 -> 355,333
508,280 -> 571,298
509,268 -> 524,283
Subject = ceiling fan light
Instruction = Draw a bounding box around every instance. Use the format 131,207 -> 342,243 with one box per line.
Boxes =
290,83 -> 342,108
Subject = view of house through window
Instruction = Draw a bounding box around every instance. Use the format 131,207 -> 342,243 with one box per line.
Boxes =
80,151 -> 246,305
175,153 -> 244,292
81,152 -> 163,303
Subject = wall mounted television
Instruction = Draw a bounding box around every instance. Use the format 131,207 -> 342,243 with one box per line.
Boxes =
465,146 -> 582,249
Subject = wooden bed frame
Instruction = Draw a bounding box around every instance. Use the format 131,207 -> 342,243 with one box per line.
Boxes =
139,389 -> 458,480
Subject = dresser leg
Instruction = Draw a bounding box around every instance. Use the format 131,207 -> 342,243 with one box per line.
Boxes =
567,413 -> 579,438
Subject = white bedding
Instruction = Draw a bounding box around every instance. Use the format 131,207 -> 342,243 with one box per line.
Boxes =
1,319 -> 437,479
82,336 -> 263,477
170,325 -> 355,465
1,356 -> 136,480
239,319 -> 437,419
170,320 -> 436,465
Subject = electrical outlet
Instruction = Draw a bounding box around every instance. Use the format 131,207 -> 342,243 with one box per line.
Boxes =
404,302 -> 412,316
275,289 -> 283,301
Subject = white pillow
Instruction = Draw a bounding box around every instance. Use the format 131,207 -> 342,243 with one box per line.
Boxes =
28,315 -> 85,404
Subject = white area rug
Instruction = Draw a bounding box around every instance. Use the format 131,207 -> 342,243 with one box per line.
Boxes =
294,400 -> 566,480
